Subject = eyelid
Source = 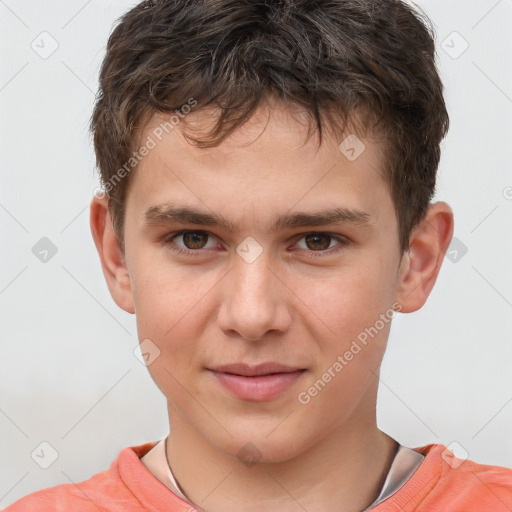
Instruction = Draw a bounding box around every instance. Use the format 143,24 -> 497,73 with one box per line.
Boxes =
163,230 -> 349,256
162,230 -> 221,254
292,232 -> 348,249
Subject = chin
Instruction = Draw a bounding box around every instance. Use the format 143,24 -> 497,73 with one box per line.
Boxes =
215,426 -> 314,466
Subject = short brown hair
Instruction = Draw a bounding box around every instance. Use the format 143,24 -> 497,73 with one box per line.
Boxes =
90,0 -> 449,255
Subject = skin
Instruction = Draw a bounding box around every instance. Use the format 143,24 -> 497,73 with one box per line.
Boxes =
90,99 -> 453,512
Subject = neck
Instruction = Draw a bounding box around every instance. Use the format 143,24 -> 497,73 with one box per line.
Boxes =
165,404 -> 397,512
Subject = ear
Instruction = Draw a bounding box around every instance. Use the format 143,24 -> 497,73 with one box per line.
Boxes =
395,201 -> 454,313
89,195 -> 135,314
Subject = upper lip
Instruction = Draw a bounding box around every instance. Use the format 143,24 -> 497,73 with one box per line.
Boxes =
209,363 -> 304,377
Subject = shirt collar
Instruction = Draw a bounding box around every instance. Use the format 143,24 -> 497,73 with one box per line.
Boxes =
141,436 -> 426,510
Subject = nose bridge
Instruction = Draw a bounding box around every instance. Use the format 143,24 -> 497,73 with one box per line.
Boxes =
234,250 -> 274,300
218,245 -> 291,340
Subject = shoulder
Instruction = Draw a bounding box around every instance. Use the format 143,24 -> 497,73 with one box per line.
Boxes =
2,442 -> 158,512
410,444 -> 512,511
433,444 -> 512,494
374,443 -> 512,512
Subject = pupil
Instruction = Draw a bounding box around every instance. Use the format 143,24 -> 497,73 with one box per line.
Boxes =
184,232 -> 207,249
306,234 -> 330,250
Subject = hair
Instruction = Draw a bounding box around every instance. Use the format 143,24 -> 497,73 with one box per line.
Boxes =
90,0 -> 449,255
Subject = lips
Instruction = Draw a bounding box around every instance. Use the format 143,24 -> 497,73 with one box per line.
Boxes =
208,362 -> 306,401
210,362 -> 303,377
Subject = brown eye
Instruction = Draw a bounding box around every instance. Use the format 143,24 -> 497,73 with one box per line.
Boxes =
304,233 -> 332,251
294,232 -> 349,256
181,231 -> 209,249
162,230 -> 222,256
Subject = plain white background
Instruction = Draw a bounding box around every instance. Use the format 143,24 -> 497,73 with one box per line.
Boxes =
1,0 -> 511,507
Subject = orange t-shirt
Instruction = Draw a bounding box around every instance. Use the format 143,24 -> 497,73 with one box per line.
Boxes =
4,442 -> 512,511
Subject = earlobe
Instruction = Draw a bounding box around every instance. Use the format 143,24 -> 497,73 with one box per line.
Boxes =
396,201 -> 454,313
89,195 -> 135,314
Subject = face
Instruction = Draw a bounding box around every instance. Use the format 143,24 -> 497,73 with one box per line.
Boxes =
120,102 -> 405,463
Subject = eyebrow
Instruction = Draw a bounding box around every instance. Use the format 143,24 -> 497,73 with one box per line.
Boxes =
143,204 -> 374,232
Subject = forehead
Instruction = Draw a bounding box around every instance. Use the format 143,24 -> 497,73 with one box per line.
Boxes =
125,102 -> 392,232
138,99 -> 381,161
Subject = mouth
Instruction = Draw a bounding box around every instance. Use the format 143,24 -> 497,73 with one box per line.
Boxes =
210,362 -> 304,376
207,363 -> 306,401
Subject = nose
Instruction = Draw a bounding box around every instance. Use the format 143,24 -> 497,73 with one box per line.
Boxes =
217,250 -> 293,342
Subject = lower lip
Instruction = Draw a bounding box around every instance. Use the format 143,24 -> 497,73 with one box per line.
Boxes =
210,370 -> 305,402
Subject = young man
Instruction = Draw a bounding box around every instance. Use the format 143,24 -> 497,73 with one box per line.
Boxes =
5,0 -> 512,510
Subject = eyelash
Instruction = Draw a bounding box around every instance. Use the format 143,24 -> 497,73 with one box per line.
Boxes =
161,230 -> 349,258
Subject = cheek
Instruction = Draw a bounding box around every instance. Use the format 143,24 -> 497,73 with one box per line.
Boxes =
303,263 -> 391,335
134,295 -> 205,410
298,260 -> 396,392
130,257 -> 220,367
130,268 -> 193,371
131,254 -> 214,332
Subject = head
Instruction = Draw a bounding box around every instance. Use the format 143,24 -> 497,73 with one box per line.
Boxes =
90,0 -> 453,463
